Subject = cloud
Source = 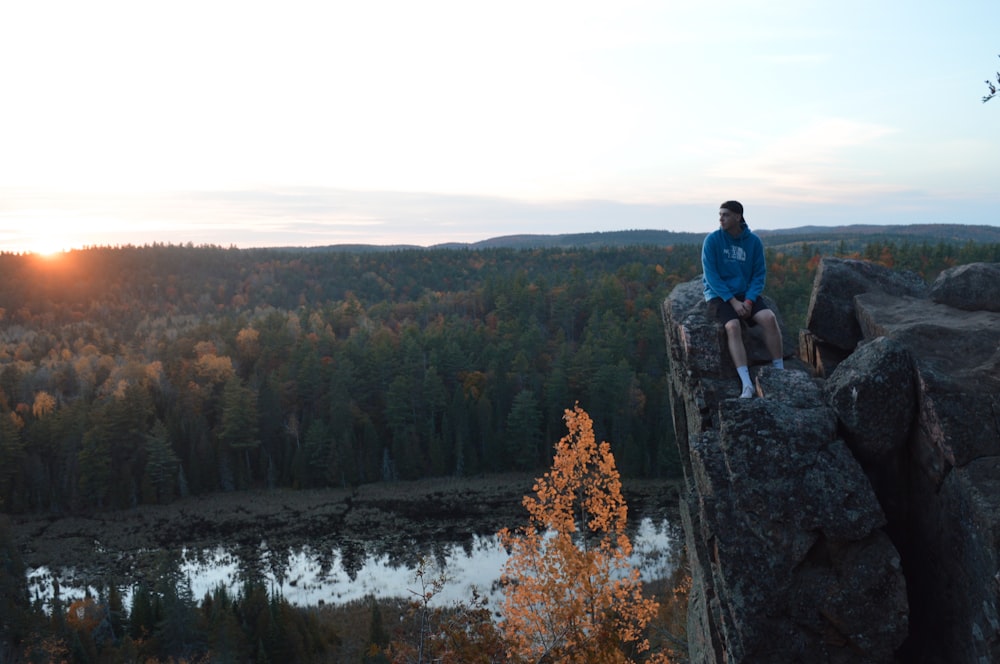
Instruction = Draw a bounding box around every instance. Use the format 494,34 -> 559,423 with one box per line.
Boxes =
704,117 -> 901,202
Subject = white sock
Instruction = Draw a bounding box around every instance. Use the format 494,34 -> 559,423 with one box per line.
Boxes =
737,365 -> 751,387
772,358 -> 784,370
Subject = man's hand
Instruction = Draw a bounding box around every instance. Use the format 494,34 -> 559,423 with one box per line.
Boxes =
729,298 -> 751,319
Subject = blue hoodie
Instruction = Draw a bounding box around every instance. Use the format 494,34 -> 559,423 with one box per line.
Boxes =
701,222 -> 766,303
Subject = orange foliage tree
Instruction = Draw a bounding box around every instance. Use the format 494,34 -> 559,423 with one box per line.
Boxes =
498,404 -> 668,663
31,391 -> 56,419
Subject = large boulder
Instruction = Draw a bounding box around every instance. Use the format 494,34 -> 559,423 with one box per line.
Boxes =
804,258 -> 926,354
824,336 -> 917,465
929,262 -> 1000,312
853,290 -> 1000,477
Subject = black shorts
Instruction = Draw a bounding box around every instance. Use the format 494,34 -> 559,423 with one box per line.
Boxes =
707,297 -> 770,327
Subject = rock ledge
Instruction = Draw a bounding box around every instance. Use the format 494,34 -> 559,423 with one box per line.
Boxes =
662,260 -> 1000,664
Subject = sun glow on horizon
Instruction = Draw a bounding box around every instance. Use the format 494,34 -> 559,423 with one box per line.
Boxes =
18,231 -> 75,257
15,229 -> 86,257
24,232 -> 67,254
33,246 -> 69,259
8,210 -> 106,255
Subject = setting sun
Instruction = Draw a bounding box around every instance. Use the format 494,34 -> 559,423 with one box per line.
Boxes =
13,212 -> 91,256
32,243 -> 67,258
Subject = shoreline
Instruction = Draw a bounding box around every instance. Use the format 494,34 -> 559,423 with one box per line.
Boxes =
10,473 -> 681,577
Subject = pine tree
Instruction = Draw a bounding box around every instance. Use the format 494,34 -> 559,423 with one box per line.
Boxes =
153,553 -> 203,659
0,516 -> 33,650
78,424 -> 113,508
144,421 -> 179,503
218,375 -> 260,488
302,419 -> 332,487
129,582 -> 156,641
505,389 -> 541,470
0,412 -> 25,509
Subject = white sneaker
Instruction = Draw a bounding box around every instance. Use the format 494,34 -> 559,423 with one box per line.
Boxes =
740,384 -> 754,399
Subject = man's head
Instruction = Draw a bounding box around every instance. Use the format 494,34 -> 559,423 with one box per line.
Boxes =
718,200 -> 745,235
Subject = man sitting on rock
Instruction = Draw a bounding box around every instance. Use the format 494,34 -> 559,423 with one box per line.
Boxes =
702,200 -> 784,398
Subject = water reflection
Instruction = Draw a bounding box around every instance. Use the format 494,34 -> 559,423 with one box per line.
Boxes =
27,517 -> 679,610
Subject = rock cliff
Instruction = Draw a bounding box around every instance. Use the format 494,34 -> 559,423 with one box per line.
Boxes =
661,258 -> 1000,664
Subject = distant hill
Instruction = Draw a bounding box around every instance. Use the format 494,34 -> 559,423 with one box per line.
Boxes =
452,229 -> 705,249
755,224 -> 1000,251
281,224 -> 1000,253
280,230 -> 703,252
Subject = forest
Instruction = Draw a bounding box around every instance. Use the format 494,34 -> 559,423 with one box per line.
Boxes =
1,237 -> 998,515
0,243 -> 697,514
1,235 -> 999,662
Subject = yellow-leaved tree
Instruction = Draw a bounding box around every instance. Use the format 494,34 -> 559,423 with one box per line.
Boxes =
498,404 -> 669,663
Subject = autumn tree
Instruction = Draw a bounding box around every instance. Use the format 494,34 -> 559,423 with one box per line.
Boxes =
234,326 -> 261,377
498,404 -> 667,663
31,391 -> 56,419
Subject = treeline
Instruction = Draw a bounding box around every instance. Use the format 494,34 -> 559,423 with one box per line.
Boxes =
0,239 -> 997,515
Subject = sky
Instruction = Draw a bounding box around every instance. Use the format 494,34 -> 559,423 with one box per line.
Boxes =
1,0 -> 998,254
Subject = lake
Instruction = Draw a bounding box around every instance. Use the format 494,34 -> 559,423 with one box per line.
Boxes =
15,476 -> 682,612
25,517 -> 678,611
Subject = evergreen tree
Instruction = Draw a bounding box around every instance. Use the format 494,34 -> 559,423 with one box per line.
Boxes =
218,375 -> 260,488
153,553 -> 204,659
365,596 -> 390,662
386,373 -> 423,479
78,424 -> 113,509
105,580 -> 126,643
302,419 -> 332,487
129,582 -> 156,641
0,412 -> 25,509
0,516 -> 33,653
505,389 -> 542,470
144,421 -> 179,503
201,584 -> 244,663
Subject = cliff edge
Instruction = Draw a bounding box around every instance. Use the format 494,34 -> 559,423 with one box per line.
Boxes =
662,258 -> 1000,663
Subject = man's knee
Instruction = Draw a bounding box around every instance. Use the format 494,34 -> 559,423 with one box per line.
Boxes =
724,319 -> 743,338
756,309 -> 777,328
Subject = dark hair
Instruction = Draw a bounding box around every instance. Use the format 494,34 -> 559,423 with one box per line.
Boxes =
720,200 -> 744,217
